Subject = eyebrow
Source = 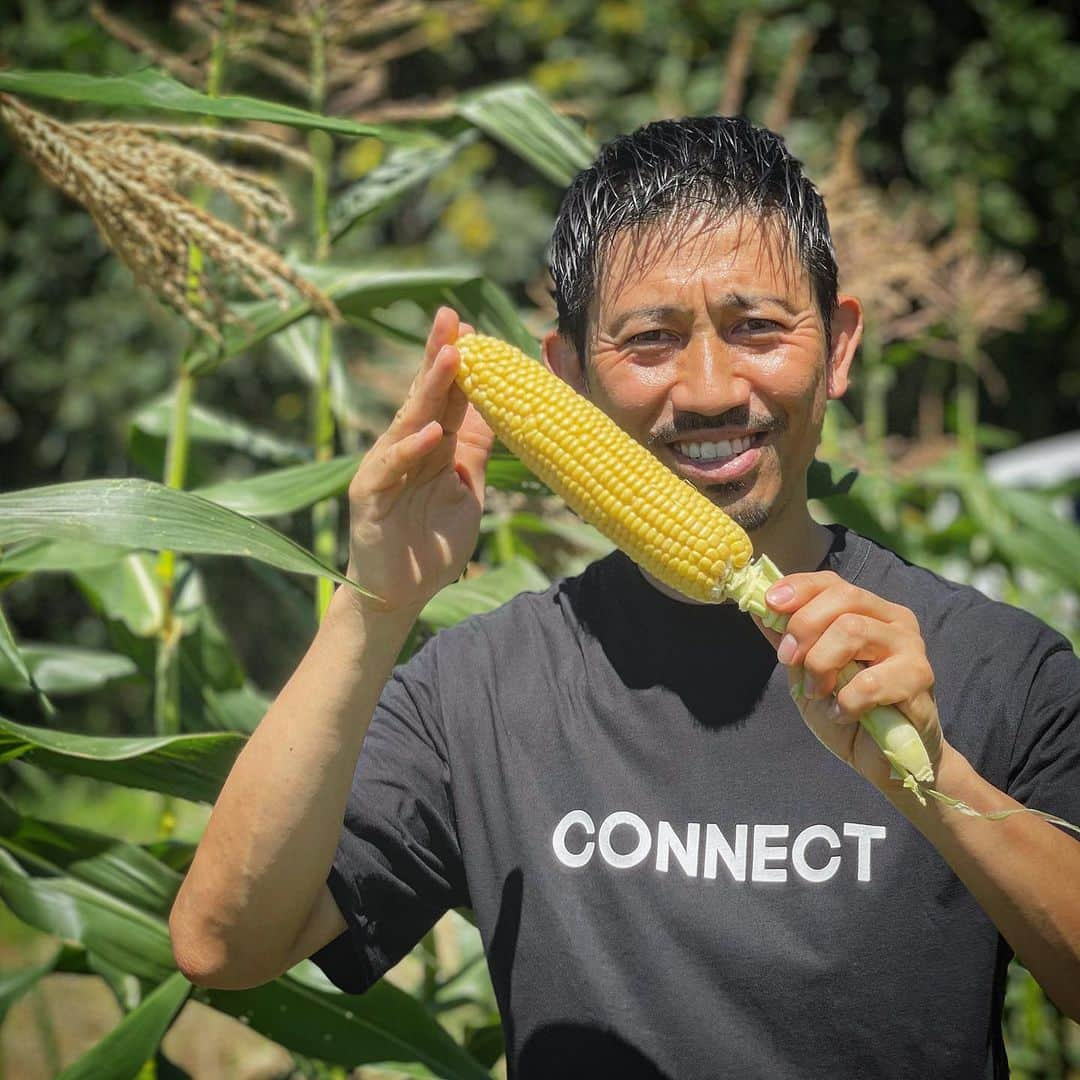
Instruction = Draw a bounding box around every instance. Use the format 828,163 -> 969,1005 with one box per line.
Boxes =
607,293 -> 798,335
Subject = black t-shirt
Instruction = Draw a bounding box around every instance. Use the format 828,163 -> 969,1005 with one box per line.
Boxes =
312,526 -> 1080,1079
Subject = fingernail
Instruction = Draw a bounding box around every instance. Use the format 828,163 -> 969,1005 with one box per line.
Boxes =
802,671 -> 818,698
827,700 -> 843,723
777,633 -> 798,664
766,584 -> 794,607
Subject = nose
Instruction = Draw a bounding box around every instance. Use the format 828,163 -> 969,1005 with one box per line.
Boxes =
668,333 -> 751,418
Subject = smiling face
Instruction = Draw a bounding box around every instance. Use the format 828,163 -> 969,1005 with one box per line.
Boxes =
544,210 -> 861,563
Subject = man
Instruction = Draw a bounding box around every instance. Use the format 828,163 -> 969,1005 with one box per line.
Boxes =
170,116 -> 1080,1078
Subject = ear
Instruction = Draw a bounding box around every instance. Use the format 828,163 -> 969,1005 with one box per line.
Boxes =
542,330 -> 588,394
826,294 -> 862,400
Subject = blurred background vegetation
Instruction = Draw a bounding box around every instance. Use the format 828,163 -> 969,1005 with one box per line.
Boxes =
1,0 -> 1078,1076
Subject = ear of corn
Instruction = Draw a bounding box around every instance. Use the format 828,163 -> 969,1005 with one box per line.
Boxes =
453,332 -> 936,798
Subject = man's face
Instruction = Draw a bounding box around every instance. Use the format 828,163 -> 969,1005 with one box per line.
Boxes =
569,212 -> 851,538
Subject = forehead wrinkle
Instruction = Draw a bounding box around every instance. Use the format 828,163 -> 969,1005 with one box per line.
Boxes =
593,211 -> 812,340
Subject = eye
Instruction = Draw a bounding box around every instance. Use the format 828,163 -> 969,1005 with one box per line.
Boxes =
625,329 -> 678,346
739,318 -> 781,334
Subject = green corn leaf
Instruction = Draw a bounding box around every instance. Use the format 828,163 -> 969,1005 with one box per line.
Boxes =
131,393 -> 310,465
457,82 -> 596,186
0,845 -> 176,982
420,557 -> 550,631
196,456 -> 361,518
0,479 -> 362,594
57,971 -> 191,1080
75,553 -> 166,638
4,815 -> 183,919
203,968 -> 490,1080
0,715 -> 244,803
0,605 -> 54,717
0,68 -> 430,145
330,131 -> 479,241
0,539 -> 130,577
0,643 -> 136,696
268,318 -> 376,432
0,952 -> 60,1027
185,264 -> 536,374
482,453 -> 550,495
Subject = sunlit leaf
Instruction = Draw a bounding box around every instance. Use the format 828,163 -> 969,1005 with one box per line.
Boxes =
0,68 -> 429,145
57,971 -> 190,1080
0,846 -> 176,982
203,968 -> 489,1080
0,643 -> 136,696
131,393 -> 309,465
76,553 -> 166,637
457,82 -> 595,186
195,456 -> 361,518
0,715 -> 244,803
420,557 -> 550,630
185,264 -> 536,374
0,479 -> 360,593
331,131 -> 479,241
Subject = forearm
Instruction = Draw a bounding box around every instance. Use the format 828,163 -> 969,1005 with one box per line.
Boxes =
170,585 -> 419,985
885,747 -> 1080,1020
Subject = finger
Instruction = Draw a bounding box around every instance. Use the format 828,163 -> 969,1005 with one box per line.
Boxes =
766,571 -> 914,631
453,404 -> 495,500
441,381 -> 471,435
835,655 -> 937,726
390,343 -> 461,440
771,580 -> 916,669
352,420 -> 444,497
458,321 -> 476,337
798,613 -> 912,699
424,307 -> 462,369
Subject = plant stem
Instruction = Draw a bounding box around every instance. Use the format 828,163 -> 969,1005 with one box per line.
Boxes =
153,2 -> 235,836
308,1 -> 338,620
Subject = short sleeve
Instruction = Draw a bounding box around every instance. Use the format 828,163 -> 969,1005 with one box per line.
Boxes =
310,638 -> 468,993
1007,642 -> 1080,828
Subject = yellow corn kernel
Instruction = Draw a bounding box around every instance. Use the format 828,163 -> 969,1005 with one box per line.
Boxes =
453,333 -> 752,602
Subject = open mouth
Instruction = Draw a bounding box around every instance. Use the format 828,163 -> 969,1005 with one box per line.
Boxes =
667,431 -> 769,482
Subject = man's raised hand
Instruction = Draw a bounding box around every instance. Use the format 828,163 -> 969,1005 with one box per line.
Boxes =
344,307 -> 494,615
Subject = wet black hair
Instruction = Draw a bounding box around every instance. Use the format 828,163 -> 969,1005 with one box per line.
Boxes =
548,115 -> 838,361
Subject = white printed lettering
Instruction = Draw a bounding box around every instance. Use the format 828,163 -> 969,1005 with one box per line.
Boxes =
656,821 -> 700,876
791,825 -> 841,883
598,811 -> 652,869
703,823 -> 748,881
751,825 -> 790,882
843,822 -> 887,882
552,810 -> 595,868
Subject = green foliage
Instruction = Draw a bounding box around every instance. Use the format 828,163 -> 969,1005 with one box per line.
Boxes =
1,2 -> 1077,1076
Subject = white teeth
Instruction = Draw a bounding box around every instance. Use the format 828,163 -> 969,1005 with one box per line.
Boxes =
676,435 -> 756,460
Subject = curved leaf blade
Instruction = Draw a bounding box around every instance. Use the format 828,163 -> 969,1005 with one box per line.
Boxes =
204,971 -> 489,1080
0,479 -> 359,593
0,952 -> 59,1026
132,393 -> 310,465
0,68 -> 428,145
58,971 -> 191,1080
0,846 -> 176,982
195,455 -> 361,518
420,557 -> 550,631
457,82 -> 595,186
0,644 -> 137,696
0,715 -> 244,803
186,264 -> 536,373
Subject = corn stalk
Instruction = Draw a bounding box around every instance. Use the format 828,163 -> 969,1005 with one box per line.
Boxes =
308,0 -> 339,620
154,1 -> 238,836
